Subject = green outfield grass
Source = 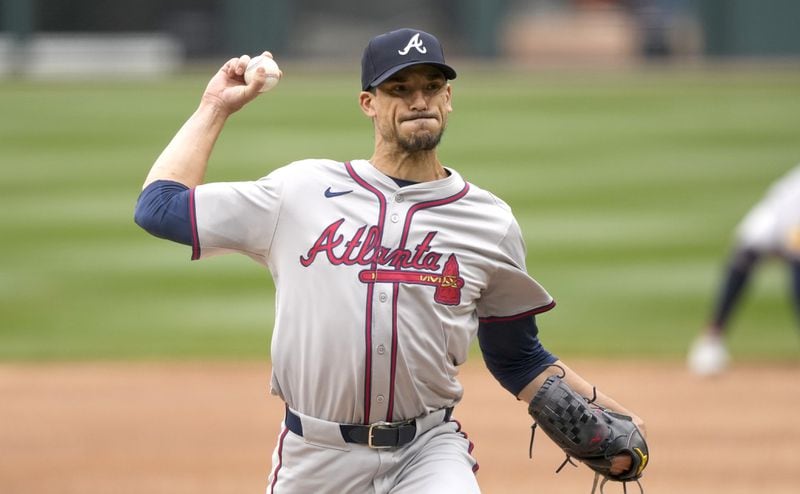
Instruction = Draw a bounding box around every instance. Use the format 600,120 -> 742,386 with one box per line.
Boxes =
2,64 -> 800,361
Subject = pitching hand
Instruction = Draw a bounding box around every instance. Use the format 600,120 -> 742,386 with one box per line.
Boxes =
200,51 -> 280,115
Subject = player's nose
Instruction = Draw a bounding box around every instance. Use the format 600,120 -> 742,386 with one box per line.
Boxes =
408,90 -> 428,111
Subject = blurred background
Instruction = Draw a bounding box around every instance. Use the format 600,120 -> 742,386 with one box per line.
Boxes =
2,0 -> 799,360
3,0 -> 800,76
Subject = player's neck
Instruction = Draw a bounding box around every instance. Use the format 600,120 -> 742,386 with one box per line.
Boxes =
369,148 -> 446,183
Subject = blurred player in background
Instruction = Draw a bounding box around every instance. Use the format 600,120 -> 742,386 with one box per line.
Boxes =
688,163 -> 800,375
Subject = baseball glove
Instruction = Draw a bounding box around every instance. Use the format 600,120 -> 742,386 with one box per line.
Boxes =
528,374 -> 649,493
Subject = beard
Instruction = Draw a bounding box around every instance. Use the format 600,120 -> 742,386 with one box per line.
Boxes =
380,115 -> 447,153
397,128 -> 444,152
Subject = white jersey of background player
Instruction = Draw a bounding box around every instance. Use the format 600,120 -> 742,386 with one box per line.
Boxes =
689,163 -> 800,375
738,163 -> 800,254
135,28 -> 644,493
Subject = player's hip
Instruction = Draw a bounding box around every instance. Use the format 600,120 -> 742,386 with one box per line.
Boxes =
266,412 -> 479,494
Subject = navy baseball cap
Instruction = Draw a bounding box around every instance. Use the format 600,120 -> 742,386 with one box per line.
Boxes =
361,28 -> 457,91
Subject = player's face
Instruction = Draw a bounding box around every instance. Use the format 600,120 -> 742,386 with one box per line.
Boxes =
362,65 -> 453,153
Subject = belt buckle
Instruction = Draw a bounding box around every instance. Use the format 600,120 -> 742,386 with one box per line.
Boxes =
367,421 -> 394,449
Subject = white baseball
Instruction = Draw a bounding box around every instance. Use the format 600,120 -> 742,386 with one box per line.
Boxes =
244,55 -> 281,92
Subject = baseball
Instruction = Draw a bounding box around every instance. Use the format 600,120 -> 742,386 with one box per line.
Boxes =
244,55 -> 281,92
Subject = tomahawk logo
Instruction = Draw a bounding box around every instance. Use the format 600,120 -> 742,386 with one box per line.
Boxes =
358,254 -> 464,306
398,33 -> 427,55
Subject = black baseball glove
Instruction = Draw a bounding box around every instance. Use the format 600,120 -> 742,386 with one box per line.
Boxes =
528,374 -> 649,493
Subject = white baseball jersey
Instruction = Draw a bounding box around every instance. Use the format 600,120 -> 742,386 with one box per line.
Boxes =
737,163 -> 800,257
193,158 -> 554,425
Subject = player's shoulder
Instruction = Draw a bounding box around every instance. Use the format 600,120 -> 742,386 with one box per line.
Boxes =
462,180 -> 515,216
453,177 -> 519,238
778,162 -> 800,186
255,159 -> 350,187
265,158 -> 345,177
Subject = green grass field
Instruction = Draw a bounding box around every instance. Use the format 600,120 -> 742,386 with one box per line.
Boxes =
2,63 -> 800,361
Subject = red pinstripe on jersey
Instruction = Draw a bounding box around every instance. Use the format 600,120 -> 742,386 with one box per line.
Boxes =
269,426 -> 290,493
344,161 -> 388,424
189,188 -> 201,260
478,301 -> 557,324
386,182 -> 470,421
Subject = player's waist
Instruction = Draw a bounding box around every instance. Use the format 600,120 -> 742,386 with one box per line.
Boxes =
284,405 -> 454,449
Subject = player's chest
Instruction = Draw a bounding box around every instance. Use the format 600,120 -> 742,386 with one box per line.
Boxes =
291,192 -> 490,259
281,196 -> 498,303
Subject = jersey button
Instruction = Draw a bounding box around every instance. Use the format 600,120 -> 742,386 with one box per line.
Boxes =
390,214 -> 399,223
395,195 -> 404,203
376,395 -> 385,403
377,344 -> 386,355
379,293 -> 388,302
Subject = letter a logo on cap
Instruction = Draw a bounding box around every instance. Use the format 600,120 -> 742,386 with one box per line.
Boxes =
398,33 -> 427,55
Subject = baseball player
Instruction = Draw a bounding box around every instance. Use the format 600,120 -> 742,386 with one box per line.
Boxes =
135,28 -> 646,493
688,163 -> 800,375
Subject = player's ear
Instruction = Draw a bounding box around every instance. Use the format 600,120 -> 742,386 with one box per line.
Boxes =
444,84 -> 453,113
359,91 -> 377,118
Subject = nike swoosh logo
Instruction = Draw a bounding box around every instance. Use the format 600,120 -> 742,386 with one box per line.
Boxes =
324,187 -> 353,198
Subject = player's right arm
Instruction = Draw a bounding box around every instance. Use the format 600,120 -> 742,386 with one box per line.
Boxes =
135,53 -> 273,246
142,53 -> 272,189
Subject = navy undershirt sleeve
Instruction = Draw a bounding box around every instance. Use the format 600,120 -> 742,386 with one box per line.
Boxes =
134,180 -> 193,245
477,316 -> 557,397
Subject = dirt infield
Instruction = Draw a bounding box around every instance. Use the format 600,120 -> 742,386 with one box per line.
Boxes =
1,360 -> 798,494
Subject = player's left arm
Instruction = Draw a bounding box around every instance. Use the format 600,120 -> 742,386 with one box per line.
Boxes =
478,320 -> 645,476
477,319 -> 645,434
517,360 -> 646,436
519,359 -> 645,476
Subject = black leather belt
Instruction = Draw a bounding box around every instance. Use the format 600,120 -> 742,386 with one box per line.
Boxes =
284,406 -> 453,449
